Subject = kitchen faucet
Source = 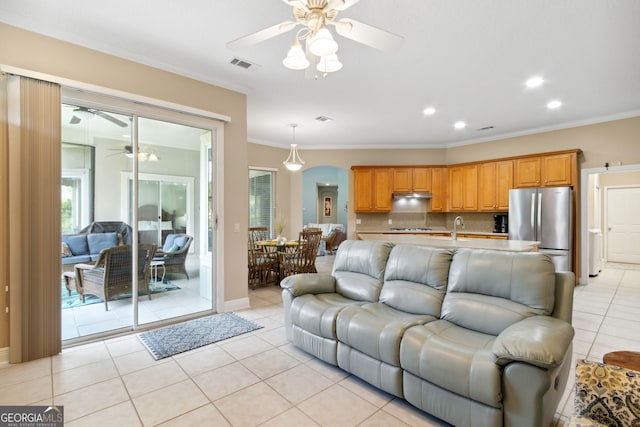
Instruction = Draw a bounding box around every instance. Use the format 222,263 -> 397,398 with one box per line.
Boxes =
452,216 -> 465,240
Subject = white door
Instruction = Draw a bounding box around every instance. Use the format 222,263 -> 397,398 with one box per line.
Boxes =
606,186 -> 640,263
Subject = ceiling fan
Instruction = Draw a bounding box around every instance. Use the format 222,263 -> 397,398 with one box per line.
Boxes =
68,106 -> 129,128
227,0 -> 403,75
108,144 -> 160,161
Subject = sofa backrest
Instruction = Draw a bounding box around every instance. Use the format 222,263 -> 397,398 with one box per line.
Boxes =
441,249 -> 557,336
332,240 -> 393,302
381,245 -> 453,316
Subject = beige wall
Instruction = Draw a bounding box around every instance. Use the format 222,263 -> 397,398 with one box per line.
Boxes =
0,23 -> 249,349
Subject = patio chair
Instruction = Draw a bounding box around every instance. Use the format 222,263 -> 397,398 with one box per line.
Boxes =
74,244 -> 155,311
279,228 -> 323,278
153,234 -> 193,280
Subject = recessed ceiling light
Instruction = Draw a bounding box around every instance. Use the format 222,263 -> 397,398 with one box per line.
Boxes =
423,107 -> 436,116
453,121 -> 466,129
547,100 -> 562,109
525,76 -> 544,88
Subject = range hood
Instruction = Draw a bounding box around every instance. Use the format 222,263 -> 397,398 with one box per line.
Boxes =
392,192 -> 432,199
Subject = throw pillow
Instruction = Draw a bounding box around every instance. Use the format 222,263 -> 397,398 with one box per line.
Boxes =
168,243 -> 181,252
61,242 -> 72,258
574,359 -> 640,426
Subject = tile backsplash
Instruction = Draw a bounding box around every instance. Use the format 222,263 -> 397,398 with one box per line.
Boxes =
356,211 -> 499,233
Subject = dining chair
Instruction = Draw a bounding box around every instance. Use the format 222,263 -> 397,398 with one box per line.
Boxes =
279,228 -> 323,278
248,227 -> 278,288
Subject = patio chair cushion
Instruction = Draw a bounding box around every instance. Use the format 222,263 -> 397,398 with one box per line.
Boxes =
63,234 -> 90,255
162,234 -> 188,252
87,232 -> 119,255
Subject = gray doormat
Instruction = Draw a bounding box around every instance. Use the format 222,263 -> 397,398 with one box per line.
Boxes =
138,312 -> 263,360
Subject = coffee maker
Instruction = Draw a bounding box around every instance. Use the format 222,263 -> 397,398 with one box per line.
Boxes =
493,214 -> 508,233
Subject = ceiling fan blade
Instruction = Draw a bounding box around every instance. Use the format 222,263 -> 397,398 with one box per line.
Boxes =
281,0 -> 306,7
227,21 -> 298,50
93,110 -> 129,127
69,115 -> 81,125
333,18 -> 403,52
327,0 -> 361,11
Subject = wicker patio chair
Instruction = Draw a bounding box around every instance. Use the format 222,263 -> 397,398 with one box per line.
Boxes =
279,228 -> 323,278
74,244 -> 155,311
153,234 -> 193,280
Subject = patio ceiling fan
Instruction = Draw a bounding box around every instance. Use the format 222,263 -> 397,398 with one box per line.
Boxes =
108,144 -> 160,162
227,0 -> 403,75
68,106 -> 129,128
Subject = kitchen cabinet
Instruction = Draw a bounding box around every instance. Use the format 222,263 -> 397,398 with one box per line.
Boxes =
514,152 -> 575,188
392,167 -> 431,192
353,167 -> 392,212
478,160 -> 513,211
448,164 -> 478,211
429,167 -> 446,212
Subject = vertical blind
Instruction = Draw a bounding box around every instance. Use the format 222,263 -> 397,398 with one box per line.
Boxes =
5,74 -> 62,362
249,169 -> 274,237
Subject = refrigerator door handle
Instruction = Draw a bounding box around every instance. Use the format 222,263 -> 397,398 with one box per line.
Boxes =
530,193 -> 536,235
537,192 -> 543,240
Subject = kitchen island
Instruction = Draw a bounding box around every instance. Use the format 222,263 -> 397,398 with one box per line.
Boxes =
357,232 -> 539,252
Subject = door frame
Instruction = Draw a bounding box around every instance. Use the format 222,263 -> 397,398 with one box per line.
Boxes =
580,163 -> 640,284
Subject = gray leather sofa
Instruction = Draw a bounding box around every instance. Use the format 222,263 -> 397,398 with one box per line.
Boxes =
280,240 -> 575,427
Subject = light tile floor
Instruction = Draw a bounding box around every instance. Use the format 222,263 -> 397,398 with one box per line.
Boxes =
2,257 -> 639,426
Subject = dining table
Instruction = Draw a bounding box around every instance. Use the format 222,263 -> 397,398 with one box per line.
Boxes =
255,239 -> 299,284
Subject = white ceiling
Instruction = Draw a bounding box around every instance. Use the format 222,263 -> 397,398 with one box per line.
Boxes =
2,0 -> 639,150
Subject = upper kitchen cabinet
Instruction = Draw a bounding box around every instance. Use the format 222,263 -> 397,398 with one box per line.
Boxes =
514,151 -> 577,188
392,167 -> 431,192
478,160 -> 513,211
429,167 -> 446,212
352,167 -> 392,212
448,164 -> 478,211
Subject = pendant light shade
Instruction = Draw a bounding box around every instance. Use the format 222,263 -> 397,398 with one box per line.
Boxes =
283,124 -> 305,171
309,25 -> 338,57
283,39 -> 310,70
317,53 -> 343,73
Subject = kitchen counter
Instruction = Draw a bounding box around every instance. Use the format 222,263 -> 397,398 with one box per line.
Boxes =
357,233 -> 539,252
356,229 -> 510,238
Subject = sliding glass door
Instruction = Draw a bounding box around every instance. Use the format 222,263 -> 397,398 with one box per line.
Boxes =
60,91 -> 219,341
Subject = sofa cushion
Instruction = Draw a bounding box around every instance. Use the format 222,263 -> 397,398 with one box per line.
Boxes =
442,249 -> 556,336
381,245 -> 453,316
87,232 -> 119,255
332,240 -> 393,302
290,293 -> 365,339
337,302 -> 435,366
62,234 -> 90,256
400,320 -> 502,408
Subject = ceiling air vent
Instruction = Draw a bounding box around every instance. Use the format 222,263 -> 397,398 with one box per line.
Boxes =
476,125 -> 495,131
229,57 -> 256,69
315,116 -> 333,122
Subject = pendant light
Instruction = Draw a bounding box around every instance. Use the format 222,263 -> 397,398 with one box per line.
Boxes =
283,124 -> 305,171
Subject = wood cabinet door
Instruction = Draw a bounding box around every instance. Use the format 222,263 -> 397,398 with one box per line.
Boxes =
495,160 -> 513,210
478,162 -> 497,211
353,168 -> 373,212
462,164 -> 478,211
542,153 -> 573,186
373,168 -> 392,211
392,168 -> 412,192
448,166 -> 464,210
412,168 -> 431,192
429,168 -> 445,212
514,157 -> 542,188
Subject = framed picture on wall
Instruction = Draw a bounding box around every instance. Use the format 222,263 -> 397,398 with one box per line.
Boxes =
324,196 -> 332,217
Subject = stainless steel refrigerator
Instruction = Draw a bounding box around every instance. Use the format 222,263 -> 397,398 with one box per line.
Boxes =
508,186 -> 573,272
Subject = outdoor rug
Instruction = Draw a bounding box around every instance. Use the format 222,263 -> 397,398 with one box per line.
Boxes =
61,280 -> 180,309
138,312 -> 263,360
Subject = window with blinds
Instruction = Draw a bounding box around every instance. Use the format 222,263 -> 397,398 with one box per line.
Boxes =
249,169 -> 274,237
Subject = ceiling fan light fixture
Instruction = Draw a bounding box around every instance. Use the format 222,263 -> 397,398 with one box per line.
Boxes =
309,26 -> 338,57
283,39 -> 310,70
316,53 -> 343,73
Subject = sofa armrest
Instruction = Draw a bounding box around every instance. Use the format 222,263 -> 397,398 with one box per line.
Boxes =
493,316 -> 574,369
280,273 -> 336,296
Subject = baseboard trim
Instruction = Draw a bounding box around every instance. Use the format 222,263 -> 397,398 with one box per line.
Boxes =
224,297 -> 250,313
0,347 -> 9,365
